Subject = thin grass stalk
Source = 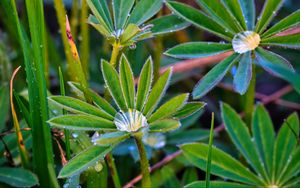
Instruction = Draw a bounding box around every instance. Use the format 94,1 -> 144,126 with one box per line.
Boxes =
205,113 -> 214,188
80,0 -> 90,78
71,0 -> 79,39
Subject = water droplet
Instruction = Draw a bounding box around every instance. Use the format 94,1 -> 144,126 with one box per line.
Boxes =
129,43 -> 136,50
232,31 -> 260,54
114,109 -> 148,132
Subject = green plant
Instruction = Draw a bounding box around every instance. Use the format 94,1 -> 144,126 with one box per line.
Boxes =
182,103 -> 300,188
165,0 -> 300,98
47,55 -> 205,186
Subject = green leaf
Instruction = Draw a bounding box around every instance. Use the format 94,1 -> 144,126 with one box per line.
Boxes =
112,0 -> 135,29
119,54 -> 135,108
148,93 -> 189,123
255,48 -> 300,93
233,52 -> 252,95
88,15 -> 110,37
48,115 -> 115,131
181,168 -> 198,186
164,42 -> 232,59
93,132 -> 130,146
279,147 -> 300,184
120,24 -> 141,44
149,14 -> 190,36
143,68 -> 172,116
86,0 -> 113,32
185,181 -> 253,188
252,104 -> 275,177
128,0 -> 163,26
195,0 -> 242,33
238,0 -> 255,30
261,33 -> 300,49
255,0 -> 284,33
0,167 -> 38,187
0,86 -> 10,131
49,96 -> 113,120
14,92 -> 31,128
149,119 -> 181,133
101,60 -> 127,110
273,113 -> 299,180
192,54 -> 240,99
166,1 -> 233,40
221,103 -> 269,182
173,102 -> 206,119
181,143 -> 263,185
167,129 -> 210,145
68,82 -> 117,117
59,145 -> 112,178
221,0 -> 247,30
161,166 -> 181,188
262,10 -> 300,38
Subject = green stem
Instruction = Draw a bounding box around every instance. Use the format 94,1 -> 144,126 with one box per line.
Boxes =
134,134 -> 152,188
80,0 -> 90,78
110,43 -> 121,68
243,64 -> 256,127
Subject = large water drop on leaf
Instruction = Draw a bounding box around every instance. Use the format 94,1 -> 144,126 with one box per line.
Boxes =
232,31 -> 260,54
114,109 -> 148,132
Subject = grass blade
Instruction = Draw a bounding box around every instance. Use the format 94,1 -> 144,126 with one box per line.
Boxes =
0,167 -> 38,187
205,113 -> 214,188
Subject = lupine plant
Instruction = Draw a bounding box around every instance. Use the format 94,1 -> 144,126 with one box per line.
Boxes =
48,55 -> 205,187
165,0 -> 300,98
182,103 -> 300,188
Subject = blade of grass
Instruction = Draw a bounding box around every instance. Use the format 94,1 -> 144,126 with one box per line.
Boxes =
205,113 -> 214,188
80,0 -> 90,78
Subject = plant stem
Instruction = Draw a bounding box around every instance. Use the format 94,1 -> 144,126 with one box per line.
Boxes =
80,0 -> 90,78
110,43 -> 121,68
134,133 -> 152,188
243,64 -> 256,127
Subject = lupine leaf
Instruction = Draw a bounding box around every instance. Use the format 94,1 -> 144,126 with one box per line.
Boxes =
238,0 -> 255,30
49,96 -> 113,120
101,60 -> 127,110
0,167 -> 38,187
181,143 -> 263,185
261,33 -> 300,49
128,0 -> 163,26
166,1 -> 233,40
185,181 -> 253,188
119,54 -> 135,108
192,54 -> 240,99
59,145 -> 112,178
195,0 -> 242,33
262,10 -> 300,38
252,104 -> 275,177
148,93 -> 189,123
120,24 -> 141,43
164,42 -> 232,59
150,14 -> 190,36
93,132 -> 130,146
233,52 -> 252,95
167,129 -> 210,145
149,119 -> 181,133
68,82 -> 117,116
87,15 -> 110,37
255,0 -> 284,33
273,113 -> 299,180
221,103 -> 269,182
221,0 -> 247,30
86,0 -> 113,32
143,68 -> 172,116
48,115 -> 115,131
173,102 -> 206,119
135,58 -> 153,111
113,0 -> 135,29
279,147 -> 300,184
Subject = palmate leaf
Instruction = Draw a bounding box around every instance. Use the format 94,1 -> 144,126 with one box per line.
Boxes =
120,24 -> 141,44
192,53 -> 240,99
119,54 -> 135,109
49,96 -> 113,120
0,167 -> 38,187
173,102 -> 206,119
233,52 -> 252,95
279,147 -> 300,184
164,42 -> 232,59
252,104 -> 275,177
238,0 -> 255,30
149,119 -> 181,133
221,0 -> 247,30
195,0 -> 242,33
255,0 -> 284,34
59,145 -> 112,178
93,132 -> 130,146
148,93 -> 189,123
87,15 -> 110,37
101,60 -> 127,110
143,68 -> 172,117
112,0 -> 135,30
128,0 -> 163,26
149,14 -> 190,36
185,181 -> 253,188
135,57 -> 153,111
261,33 -> 300,49
48,115 -> 115,131
180,143 -> 263,185
273,113 -> 299,180
262,10 -> 300,38
166,1 -> 233,41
